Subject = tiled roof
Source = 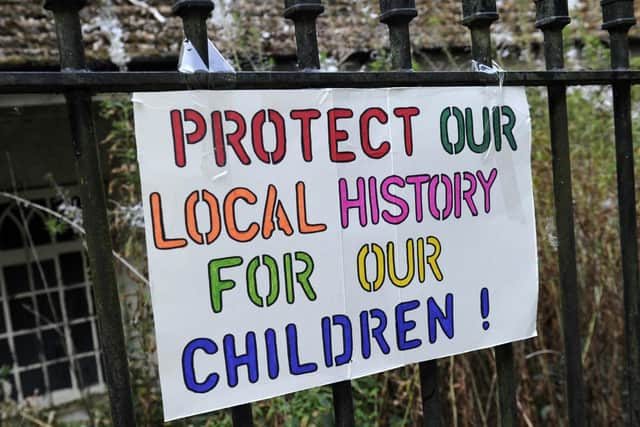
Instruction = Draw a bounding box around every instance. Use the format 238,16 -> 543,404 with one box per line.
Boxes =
0,0 -> 636,69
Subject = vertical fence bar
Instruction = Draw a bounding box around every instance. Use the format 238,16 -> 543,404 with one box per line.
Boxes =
284,0 -> 324,70
332,380 -> 355,427
284,2 -> 355,426
419,360 -> 441,427
601,1 -> 640,425
378,2 -> 442,427
534,2 -> 587,426
173,1 -> 254,424
173,0 -> 214,67
42,1 -> 137,426
461,2 -> 517,426
231,403 -> 255,427
379,0 -> 417,70
494,344 -> 515,427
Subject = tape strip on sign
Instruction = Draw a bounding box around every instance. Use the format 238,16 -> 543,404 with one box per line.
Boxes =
133,87 -> 538,422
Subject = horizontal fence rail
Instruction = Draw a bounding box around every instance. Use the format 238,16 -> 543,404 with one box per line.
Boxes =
2,70 -> 640,93
1,0 -> 638,426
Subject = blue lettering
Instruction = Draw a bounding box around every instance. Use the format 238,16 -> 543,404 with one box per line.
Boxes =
286,324 -> 318,375
427,293 -> 455,343
182,338 -> 219,393
360,310 -> 371,359
224,333 -> 259,387
333,314 -> 353,365
360,308 -> 390,359
396,300 -> 422,350
321,316 -> 333,367
265,328 -> 279,379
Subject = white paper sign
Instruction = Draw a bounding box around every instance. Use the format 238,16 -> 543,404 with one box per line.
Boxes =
133,87 -> 538,421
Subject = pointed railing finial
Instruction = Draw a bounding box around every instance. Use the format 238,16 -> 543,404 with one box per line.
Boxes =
284,0 -> 324,69
173,0 -> 215,67
461,0 -> 498,66
601,0 -> 636,68
379,0 -> 417,70
534,0 -> 571,69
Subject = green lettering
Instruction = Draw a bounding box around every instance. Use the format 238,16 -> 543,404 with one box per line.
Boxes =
465,107 -> 491,153
501,105 -> 517,150
208,256 -> 243,313
440,107 -> 465,155
293,251 -> 316,302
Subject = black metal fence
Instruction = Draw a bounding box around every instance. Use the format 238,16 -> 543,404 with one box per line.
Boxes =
0,0 -> 638,426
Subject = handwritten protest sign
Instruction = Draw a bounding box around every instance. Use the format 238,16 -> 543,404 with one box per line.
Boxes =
133,87 -> 538,421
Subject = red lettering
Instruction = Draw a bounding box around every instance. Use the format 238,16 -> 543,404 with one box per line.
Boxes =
268,109 -> 287,164
170,109 -> 207,168
360,107 -> 390,159
393,107 -> 420,156
328,108 -> 355,163
184,109 -> 207,144
251,110 -> 270,163
212,111 -> 225,167
170,109 -> 185,167
251,110 -> 287,164
224,110 -> 250,165
290,109 -> 321,162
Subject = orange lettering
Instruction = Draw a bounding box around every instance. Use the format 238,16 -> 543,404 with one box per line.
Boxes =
262,185 -> 294,239
150,192 -> 187,250
224,188 -> 259,242
185,191 -> 204,244
202,190 -> 222,244
296,182 -> 327,234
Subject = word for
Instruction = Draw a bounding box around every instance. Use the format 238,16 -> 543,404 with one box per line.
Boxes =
149,181 -> 326,250
440,106 -> 517,155
181,296 -> 454,393
357,236 -> 443,292
208,251 -> 316,313
169,107 -> 420,168
339,168 -> 498,228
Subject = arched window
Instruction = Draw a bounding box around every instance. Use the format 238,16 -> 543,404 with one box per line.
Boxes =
0,192 -> 104,405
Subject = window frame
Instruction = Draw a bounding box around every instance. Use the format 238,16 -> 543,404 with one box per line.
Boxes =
0,190 -> 105,406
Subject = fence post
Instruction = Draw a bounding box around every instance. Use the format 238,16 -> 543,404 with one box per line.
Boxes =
460,3 -> 517,427
379,0 -> 417,70
418,361 -> 441,427
42,1 -> 136,426
601,1 -> 640,425
173,0 -> 214,67
284,2 -> 356,426
534,2 -> 587,426
284,0 -> 324,69
378,2 -> 442,427
173,2 -> 255,425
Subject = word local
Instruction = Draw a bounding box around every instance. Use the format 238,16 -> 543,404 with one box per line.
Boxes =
149,181 -> 325,249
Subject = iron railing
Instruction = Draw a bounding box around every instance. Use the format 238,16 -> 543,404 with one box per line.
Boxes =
0,0 -> 638,426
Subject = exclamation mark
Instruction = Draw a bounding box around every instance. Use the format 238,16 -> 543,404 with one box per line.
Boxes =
480,287 -> 490,331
